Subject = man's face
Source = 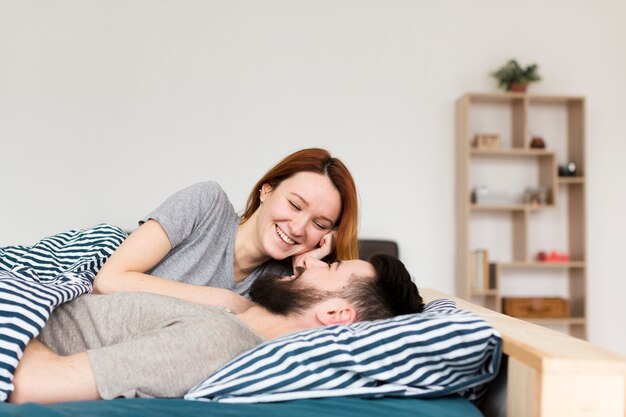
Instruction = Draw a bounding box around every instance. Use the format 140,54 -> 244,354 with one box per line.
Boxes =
249,258 -> 375,316
290,257 -> 375,291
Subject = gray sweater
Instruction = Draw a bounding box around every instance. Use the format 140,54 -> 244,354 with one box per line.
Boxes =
38,292 -> 264,399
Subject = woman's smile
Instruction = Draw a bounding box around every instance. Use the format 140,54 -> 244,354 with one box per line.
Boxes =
275,224 -> 297,245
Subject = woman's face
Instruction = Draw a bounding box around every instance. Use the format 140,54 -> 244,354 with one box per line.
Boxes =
256,171 -> 342,260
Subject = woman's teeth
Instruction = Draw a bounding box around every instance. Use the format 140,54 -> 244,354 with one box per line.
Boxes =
276,225 -> 295,245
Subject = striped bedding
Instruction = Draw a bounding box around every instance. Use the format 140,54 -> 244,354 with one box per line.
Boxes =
186,299 -> 502,404
1,225 -> 501,405
0,224 -> 126,402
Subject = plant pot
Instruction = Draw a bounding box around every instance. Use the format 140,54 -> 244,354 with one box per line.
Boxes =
508,82 -> 528,92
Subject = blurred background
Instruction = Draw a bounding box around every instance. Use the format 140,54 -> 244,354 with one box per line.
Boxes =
1,0 -> 624,354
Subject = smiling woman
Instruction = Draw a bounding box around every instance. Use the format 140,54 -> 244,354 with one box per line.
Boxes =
93,148 -> 359,312
247,171 -> 342,263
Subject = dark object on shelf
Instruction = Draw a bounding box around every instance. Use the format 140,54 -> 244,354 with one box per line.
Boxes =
558,162 -> 578,177
536,251 -> 570,262
502,297 -> 570,318
491,59 -> 541,92
530,136 -> 545,149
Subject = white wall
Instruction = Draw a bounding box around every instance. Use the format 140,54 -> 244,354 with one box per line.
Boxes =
1,0 -> 625,355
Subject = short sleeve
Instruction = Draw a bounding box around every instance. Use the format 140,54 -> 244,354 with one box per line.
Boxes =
140,182 -> 225,248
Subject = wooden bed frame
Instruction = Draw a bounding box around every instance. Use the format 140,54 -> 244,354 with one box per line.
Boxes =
422,289 -> 626,417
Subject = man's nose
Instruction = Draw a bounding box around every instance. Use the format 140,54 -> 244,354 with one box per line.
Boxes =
303,257 -> 327,269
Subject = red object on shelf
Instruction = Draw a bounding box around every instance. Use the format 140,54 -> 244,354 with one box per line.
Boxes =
536,251 -> 570,262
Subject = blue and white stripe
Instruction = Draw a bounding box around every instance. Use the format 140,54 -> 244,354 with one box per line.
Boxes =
0,224 -> 126,402
186,300 -> 502,404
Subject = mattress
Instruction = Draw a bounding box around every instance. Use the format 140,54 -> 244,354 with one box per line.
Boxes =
0,395 -> 482,417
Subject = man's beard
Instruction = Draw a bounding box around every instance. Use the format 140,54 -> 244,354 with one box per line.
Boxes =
249,273 -> 331,316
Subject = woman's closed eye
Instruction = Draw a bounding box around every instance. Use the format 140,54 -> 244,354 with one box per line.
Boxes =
288,199 -> 331,230
288,200 -> 301,211
313,221 -> 329,230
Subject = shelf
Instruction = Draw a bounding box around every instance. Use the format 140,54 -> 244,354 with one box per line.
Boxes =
471,204 -> 525,211
499,261 -> 585,269
464,92 -> 584,104
525,317 -> 587,325
558,176 -> 585,185
528,94 -> 585,104
457,91 -> 587,339
470,289 -> 498,296
471,204 -> 555,212
470,148 -> 555,157
465,92 -> 526,103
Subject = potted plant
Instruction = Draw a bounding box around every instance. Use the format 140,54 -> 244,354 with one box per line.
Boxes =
492,59 -> 541,92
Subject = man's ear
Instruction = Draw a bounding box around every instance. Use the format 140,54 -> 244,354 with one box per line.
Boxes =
316,301 -> 357,326
259,183 -> 273,203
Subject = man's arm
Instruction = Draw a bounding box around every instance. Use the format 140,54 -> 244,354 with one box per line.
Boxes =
10,339 -> 100,404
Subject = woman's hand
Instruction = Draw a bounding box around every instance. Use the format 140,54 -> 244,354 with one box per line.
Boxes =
292,230 -> 336,272
223,292 -> 256,314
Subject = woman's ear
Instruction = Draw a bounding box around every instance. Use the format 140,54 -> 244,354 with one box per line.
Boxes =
259,183 -> 273,203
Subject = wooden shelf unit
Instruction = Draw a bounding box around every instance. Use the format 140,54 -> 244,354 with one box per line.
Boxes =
456,92 -> 587,339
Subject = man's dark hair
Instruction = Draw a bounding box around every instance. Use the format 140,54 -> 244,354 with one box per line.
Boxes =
339,254 -> 424,322
250,254 -> 424,322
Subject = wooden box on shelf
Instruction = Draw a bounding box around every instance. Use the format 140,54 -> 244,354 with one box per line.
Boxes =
473,133 -> 501,150
502,297 -> 570,318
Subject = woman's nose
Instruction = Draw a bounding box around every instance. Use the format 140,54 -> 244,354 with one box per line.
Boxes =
288,215 -> 307,237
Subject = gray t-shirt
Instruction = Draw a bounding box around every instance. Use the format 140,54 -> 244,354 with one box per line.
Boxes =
141,181 -> 290,295
38,293 -> 264,399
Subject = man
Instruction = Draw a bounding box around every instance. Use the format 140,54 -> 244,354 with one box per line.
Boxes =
9,254 -> 423,404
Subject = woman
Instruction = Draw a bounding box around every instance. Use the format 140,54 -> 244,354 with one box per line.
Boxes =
93,148 -> 359,312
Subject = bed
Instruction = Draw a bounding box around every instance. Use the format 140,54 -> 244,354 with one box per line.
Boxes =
1,235 -> 625,416
0,287 -> 623,417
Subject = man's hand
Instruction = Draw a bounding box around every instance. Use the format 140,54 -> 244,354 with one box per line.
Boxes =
293,230 -> 336,272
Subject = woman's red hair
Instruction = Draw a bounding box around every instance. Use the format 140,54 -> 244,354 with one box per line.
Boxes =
241,148 -> 359,260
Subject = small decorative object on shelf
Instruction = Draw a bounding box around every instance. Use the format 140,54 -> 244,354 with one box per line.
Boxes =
522,186 -> 549,206
530,136 -> 546,149
491,59 -> 541,92
536,251 -> 570,262
471,185 -> 513,205
470,185 -> 487,204
473,133 -> 501,150
503,297 -> 570,318
558,161 -> 578,176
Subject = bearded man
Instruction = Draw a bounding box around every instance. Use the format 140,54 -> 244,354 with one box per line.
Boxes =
9,255 -> 423,404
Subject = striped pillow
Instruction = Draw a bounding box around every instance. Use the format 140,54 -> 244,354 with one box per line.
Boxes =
185,299 -> 502,403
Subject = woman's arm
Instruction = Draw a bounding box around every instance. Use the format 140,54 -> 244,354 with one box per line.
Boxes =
93,220 -> 253,313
